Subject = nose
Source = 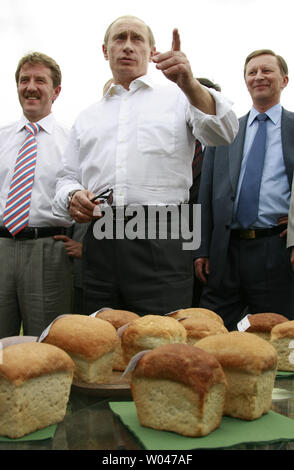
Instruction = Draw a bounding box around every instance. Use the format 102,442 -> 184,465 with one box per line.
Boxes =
123,37 -> 134,53
255,69 -> 265,80
26,78 -> 38,91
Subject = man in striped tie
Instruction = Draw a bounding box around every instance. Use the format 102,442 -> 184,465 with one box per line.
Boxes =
0,52 -> 73,337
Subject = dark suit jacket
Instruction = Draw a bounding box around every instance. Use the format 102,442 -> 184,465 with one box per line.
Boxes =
195,108 -> 294,287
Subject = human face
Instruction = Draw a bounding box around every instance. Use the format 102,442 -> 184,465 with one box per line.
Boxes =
17,62 -> 61,122
103,18 -> 155,89
245,54 -> 288,111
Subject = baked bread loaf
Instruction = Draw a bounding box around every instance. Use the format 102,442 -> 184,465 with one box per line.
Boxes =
121,314 -> 187,365
42,314 -> 119,384
270,320 -> 294,371
131,343 -> 227,437
245,313 -> 288,340
180,317 -> 228,344
94,309 -> 139,371
197,331 -> 277,420
0,342 -> 74,438
169,307 -> 224,325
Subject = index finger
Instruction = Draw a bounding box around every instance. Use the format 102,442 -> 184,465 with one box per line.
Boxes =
172,28 -> 181,51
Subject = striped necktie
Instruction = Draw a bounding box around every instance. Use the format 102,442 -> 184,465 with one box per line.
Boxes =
3,122 -> 41,235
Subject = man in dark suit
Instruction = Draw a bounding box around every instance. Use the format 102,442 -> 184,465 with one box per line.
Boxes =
189,78 -> 221,307
194,49 -> 294,330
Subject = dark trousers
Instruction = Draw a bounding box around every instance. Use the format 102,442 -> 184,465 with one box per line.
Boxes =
200,233 -> 294,330
82,219 -> 194,316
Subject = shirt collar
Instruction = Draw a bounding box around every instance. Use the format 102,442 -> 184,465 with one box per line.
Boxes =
248,103 -> 282,126
16,112 -> 55,134
103,74 -> 154,98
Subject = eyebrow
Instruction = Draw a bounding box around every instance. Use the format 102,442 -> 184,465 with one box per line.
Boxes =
112,30 -> 145,40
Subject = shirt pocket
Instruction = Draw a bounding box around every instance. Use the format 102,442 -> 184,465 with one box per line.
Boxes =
137,113 -> 176,156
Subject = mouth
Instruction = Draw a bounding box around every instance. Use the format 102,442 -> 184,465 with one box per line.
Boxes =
119,57 -> 135,63
24,95 -> 40,101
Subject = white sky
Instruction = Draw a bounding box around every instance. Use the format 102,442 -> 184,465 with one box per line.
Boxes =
1,0 -> 293,127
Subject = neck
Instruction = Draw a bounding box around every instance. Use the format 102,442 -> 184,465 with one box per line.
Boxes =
113,72 -> 146,91
253,100 -> 280,113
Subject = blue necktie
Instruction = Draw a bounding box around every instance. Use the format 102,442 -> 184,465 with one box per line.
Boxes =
236,113 -> 268,228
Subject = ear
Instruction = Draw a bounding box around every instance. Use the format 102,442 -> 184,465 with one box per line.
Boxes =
149,47 -> 156,62
102,44 -> 109,61
52,85 -> 61,103
282,75 -> 289,90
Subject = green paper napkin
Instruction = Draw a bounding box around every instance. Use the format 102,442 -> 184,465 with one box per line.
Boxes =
110,402 -> 294,450
0,424 -> 57,442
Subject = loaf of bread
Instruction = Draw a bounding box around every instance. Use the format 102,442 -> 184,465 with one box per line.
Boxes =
169,307 -> 224,325
180,317 -> 228,344
0,342 -> 74,438
121,314 -> 187,365
245,313 -> 288,340
42,314 -> 119,384
131,343 -> 227,437
270,320 -> 294,371
197,331 -> 277,420
94,309 -> 139,371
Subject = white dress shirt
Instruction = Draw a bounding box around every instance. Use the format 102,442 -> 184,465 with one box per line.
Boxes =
53,75 -> 238,219
0,113 -> 71,227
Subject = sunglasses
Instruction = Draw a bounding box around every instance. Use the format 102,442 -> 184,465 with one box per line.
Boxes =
90,188 -> 113,205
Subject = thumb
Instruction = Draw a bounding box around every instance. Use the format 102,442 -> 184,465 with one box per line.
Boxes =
172,28 -> 181,51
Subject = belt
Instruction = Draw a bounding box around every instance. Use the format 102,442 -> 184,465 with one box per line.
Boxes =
0,227 -> 67,240
231,224 -> 286,240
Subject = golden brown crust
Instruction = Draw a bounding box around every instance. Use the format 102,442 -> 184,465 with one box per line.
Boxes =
122,315 -> 186,341
132,344 -> 227,397
121,314 -> 187,363
0,342 -> 74,385
43,314 -> 119,360
170,308 -> 224,325
197,331 -> 277,373
270,320 -> 294,340
95,309 -> 139,330
180,317 -> 228,341
246,313 -> 288,333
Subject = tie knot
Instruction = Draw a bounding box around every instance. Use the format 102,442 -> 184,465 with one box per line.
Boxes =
25,122 -> 41,136
256,113 -> 268,122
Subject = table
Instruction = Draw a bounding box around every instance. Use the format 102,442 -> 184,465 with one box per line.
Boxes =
0,375 -> 293,451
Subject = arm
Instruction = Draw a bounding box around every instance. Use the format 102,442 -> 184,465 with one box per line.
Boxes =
52,127 -> 100,223
193,146 -> 216,281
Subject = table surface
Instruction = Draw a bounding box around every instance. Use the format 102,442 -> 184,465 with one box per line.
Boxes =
1,375 -> 294,451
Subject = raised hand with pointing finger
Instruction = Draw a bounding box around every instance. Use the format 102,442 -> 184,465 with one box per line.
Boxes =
153,29 -> 216,115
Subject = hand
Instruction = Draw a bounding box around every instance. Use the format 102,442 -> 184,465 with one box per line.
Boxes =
278,215 -> 288,238
291,247 -> 294,271
152,29 -> 194,91
53,235 -> 83,259
69,190 -> 101,223
152,29 -> 215,114
194,257 -> 210,284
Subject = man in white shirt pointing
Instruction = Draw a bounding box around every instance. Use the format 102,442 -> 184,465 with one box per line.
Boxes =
0,52 -> 73,337
53,15 -> 238,315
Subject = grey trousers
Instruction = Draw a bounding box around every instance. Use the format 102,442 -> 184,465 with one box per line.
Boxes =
0,237 -> 74,338
200,233 -> 294,331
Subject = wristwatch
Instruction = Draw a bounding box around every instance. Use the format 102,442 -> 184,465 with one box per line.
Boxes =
67,189 -> 80,209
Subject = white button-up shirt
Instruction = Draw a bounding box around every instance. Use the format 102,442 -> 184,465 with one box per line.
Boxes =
53,75 -> 238,219
0,113 -> 70,227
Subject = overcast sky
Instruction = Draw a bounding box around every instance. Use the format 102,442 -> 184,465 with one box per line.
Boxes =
1,0 -> 293,127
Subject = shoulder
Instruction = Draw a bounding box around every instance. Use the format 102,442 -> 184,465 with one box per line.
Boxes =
282,108 -> 294,120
